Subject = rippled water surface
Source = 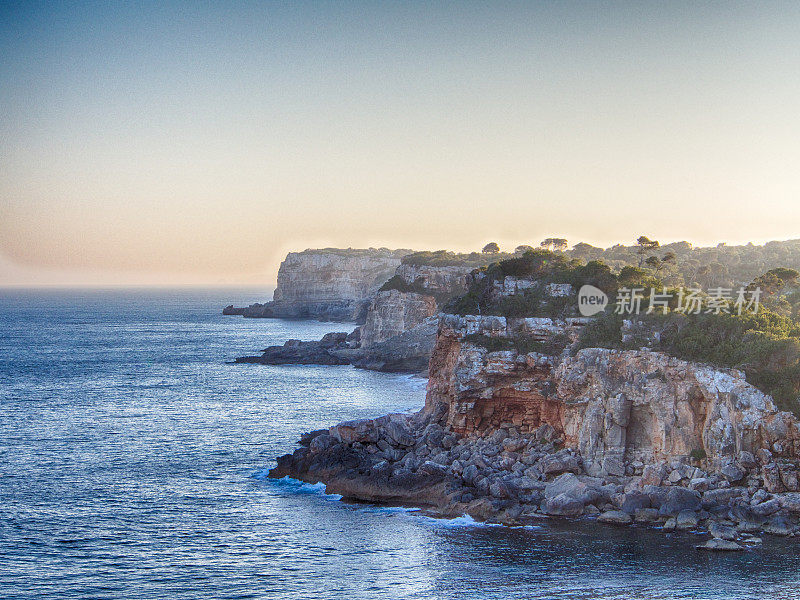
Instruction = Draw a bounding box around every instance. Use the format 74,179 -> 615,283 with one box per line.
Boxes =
1,288 -> 799,600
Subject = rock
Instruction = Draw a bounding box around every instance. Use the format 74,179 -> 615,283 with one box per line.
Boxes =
721,463 -> 746,483
620,491 -> 651,514
634,508 -> 660,523
763,515 -> 796,536
690,478 -> 710,492
702,487 -> 746,509
360,290 -> 438,347
708,521 -> 738,541
750,489 -> 769,505
778,492 -> 800,513
697,539 -> 745,552
419,461 -> 448,477
641,464 -> 666,486
675,510 -> 699,530
667,469 -> 683,484
385,419 -> 415,447
738,451 -> 757,469
535,423 -> 557,442
544,493 -> 585,517
309,433 -> 337,453
539,452 -> 581,475
544,473 -> 607,506
750,498 -> 781,517
598,510 -> 633,525
657,487 -> 701,516
756,448 -> 773,464
762,463 -> 785,493
662,517 -> 677,531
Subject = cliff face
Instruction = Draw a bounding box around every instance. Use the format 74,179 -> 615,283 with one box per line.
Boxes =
270,250 -> 404,321
426,315 -> 800,482
359,290 -> 438,347
395,264 -> 472,297
273,312 -> 800,536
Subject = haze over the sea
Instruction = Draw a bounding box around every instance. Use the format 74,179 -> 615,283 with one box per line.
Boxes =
2,1 -> 799,286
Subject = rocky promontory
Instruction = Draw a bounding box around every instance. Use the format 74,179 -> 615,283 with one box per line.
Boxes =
271,314 -> 800,545
225,248 -> 409,322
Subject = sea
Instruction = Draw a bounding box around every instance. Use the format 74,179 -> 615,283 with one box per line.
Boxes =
1,287 -> 799,600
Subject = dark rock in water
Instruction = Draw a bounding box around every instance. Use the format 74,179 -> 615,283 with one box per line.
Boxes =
708,520 -> 738,541
235,333 -> 352,366
222,305 -> 246,315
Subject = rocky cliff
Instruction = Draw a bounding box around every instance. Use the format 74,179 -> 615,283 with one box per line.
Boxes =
359,290 -> 438,347
394,264 -> 472,297
272,313 -> 800,542
226,248 -> 408,321
427,315 -> 800,479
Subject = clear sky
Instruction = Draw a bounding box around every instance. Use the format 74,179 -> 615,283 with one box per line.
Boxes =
2,1 -> 799,286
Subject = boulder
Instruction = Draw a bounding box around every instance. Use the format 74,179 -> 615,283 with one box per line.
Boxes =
676,510 -> 699,530
539,452 -> 581,475
708,521 -> 738,541
598,510 -> 633,525
544,493 -> 584,517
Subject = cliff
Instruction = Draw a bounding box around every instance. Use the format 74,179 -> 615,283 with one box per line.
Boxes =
272,313 -> 800,541
427,315 -> 800,480
227,248 -> 408,322
359,290 -> 437,347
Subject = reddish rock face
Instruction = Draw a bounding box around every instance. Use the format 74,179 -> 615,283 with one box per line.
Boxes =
426,314 -> 800,479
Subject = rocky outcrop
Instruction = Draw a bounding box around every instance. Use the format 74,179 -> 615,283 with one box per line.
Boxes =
395,264 -> 472,298
360,290 -> 438,347
271,312 -> 800,537
235,331 -> 359,366
351,317 -> 439,373
225,249 -> 408,322
427,315 -> 800,477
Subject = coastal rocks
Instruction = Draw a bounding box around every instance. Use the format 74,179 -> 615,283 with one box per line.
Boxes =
395,264 -> 472,298
234,332 -> 353,365
235,332 -> 355,366
351,317 -> 439,373
426,316 -> 800,481
598,510 -> 633,525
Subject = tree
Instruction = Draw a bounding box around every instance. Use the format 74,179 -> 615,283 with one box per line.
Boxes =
540,238 -> 568,252
482,242 -> 500,254
515,245 -> 534,255
646,251 -> 677,276
636,236 -> 660,266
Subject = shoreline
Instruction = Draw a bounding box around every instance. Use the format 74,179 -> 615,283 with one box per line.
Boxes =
270,409 -> 800,552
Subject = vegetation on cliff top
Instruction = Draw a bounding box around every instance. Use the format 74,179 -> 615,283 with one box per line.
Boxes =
445,246 -> 800,414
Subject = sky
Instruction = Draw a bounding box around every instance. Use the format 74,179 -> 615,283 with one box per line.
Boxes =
2,1 -> 799,287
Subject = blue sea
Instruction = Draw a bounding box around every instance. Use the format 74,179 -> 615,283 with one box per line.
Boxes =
1,288 -> 799,600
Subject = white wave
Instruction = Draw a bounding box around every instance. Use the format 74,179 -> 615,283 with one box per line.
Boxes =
267,475 -> 343,501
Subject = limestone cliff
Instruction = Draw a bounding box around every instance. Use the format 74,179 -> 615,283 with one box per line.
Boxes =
359,290 -> 438,347
272,312 -> 800,537
426,314 -> 800,483
227,248 -> 408,322
394,264 -> 472,298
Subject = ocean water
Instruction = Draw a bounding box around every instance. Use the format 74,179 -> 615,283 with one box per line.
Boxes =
1,288 -> 799,600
